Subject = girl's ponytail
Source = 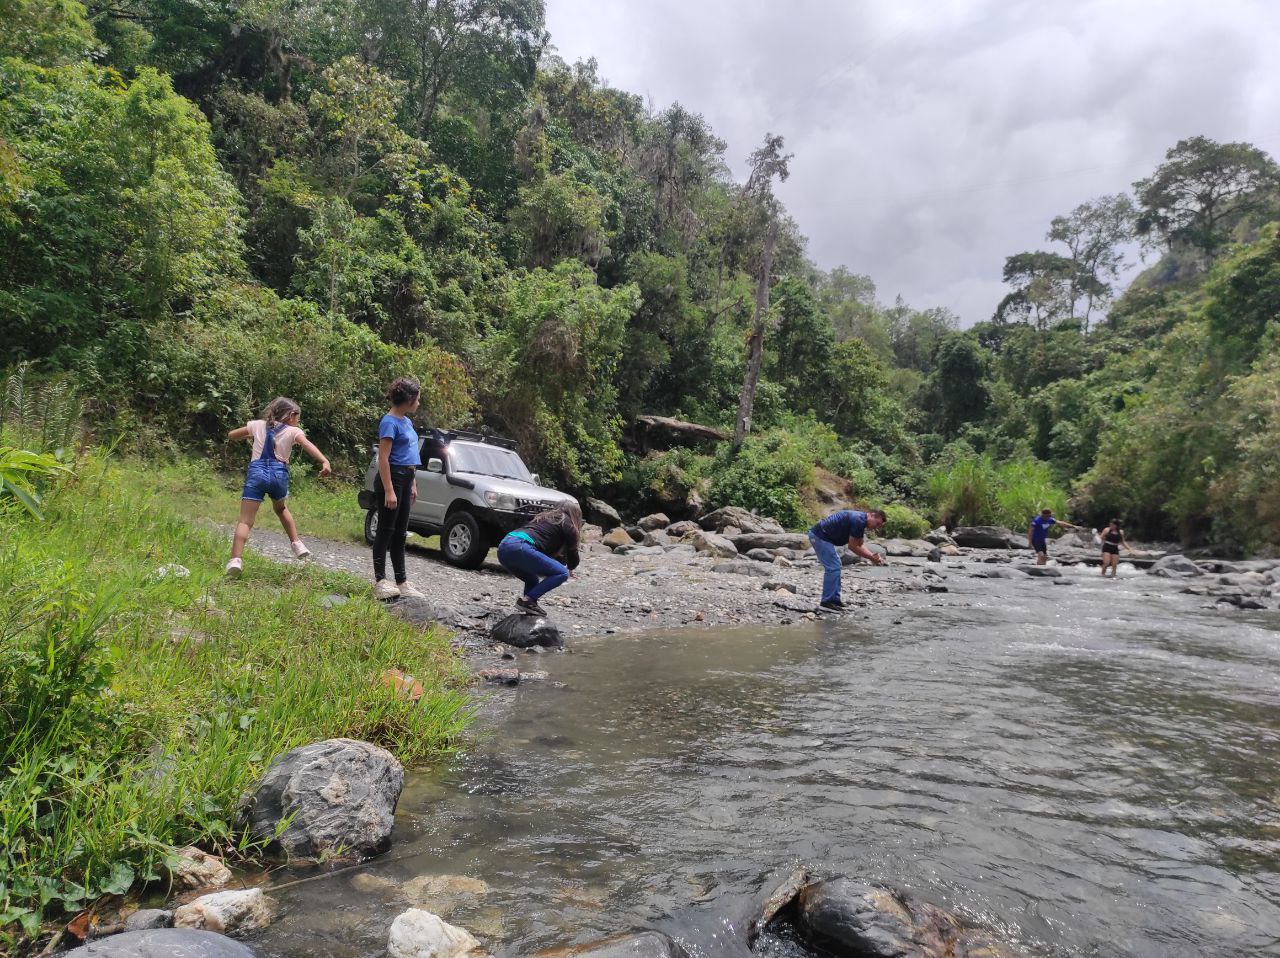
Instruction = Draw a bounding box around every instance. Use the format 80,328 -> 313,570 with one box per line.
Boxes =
262,397 -> 301,430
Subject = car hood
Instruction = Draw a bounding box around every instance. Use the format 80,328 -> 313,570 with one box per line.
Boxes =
465,477 -> 576,504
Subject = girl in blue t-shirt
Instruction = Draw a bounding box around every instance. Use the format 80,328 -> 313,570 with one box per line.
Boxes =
372,377 -> 424,600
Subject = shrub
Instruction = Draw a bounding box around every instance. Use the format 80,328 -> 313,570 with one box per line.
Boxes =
879,503 -> 930,539
928,454 -> 1068,529
708,434 -> 813,529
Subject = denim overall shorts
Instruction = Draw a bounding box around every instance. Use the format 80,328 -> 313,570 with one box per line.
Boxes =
241,426 -> 289,502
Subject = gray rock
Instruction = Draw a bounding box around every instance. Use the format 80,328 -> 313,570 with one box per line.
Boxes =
169,846 -> 232,891
699,506 -> 785,535
923,527 -> 956,546
491,613 -> 564,649
637,513 -> 671,531
731,532 -> 812,552
585,498 -> 622,530
640,530 -> 672,547
1150,554 -> 1205,577
392,597 -> 477,631
927,547 -> 942,563
615,545 -> 666,557
745,548 -> 777,562
69,930 -> 257,957
321,594 -> 349,609
602,528 -> 633,549
952,526 -> 1029,550
711,560 -> 773,577
624,526 -> 645,542
542,931 -> 688,958
123,910 -> 173,932
684,530 -> 738,558
763,580 -> 798,594
978,567 -> 1031,579
666,520 -> 700,538
387,908 -> 487,958
1017,565 -> 1063,577
237,739 -> 405,860
664,544 -> 696,556
878,538 -> 932,557
173,889 -> 273,937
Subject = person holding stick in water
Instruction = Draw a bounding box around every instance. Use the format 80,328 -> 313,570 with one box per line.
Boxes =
1028,507 -> 1082,565
1099,518 -> 1134,578
807,508 -> 887,612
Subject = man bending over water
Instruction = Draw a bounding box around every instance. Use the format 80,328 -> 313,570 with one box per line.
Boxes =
808,509 -> 887,611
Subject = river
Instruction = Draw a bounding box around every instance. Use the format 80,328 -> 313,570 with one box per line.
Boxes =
250,566 -> 1280,957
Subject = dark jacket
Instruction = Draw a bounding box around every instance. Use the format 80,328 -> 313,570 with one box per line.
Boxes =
517,512 -> 581,570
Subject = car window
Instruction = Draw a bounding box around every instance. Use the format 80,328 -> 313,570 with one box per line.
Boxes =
448,443 -> 532,481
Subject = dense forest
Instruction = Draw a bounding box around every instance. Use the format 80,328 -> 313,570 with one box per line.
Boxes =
4,0 -> 1280,548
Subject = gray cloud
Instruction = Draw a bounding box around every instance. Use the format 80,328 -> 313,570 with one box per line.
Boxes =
545,0 -> 1280,324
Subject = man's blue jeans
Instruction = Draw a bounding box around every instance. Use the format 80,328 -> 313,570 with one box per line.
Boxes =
497,535 -> 569,601
808,531 -> 843,602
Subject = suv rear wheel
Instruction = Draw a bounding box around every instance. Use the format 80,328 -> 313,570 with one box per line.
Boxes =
364,509 -> 379,546
442,511 -> 489,569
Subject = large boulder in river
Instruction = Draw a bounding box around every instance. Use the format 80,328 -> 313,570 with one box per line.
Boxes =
952,526 -> 1027,550
535,931 -> 687,958
730,532 -> 812,552
491,613 -> 563,649
585,498 -> 622,530
238,739 -> 404,861
1150,554 -> 1205,577
796,877 -> 1020,958
69,930 -> 257,957
699,506 -> 785,535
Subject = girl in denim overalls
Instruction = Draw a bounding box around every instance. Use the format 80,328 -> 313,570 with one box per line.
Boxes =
225,397 -> 332,578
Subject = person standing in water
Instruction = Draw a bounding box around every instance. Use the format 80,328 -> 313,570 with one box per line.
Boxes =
497,501 -> 583,616
807,508 -> 887,611
1099,518 -> 1134,577
1028,508 -> 1081,566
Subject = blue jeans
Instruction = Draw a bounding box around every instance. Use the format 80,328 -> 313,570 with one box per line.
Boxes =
497,536 -> 569,602
241,460 -> 289,502
809,531 -> 843,603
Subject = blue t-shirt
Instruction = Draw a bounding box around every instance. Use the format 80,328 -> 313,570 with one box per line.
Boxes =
379,414 -> 421,467
1030,515 -> 1056,544
811,510 -> 868,545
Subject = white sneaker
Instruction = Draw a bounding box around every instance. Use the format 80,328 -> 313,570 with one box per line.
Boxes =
224,558 -> 243,579
373,579 -> 401,601
291,540 -> 311,560
397,581 -> 426,599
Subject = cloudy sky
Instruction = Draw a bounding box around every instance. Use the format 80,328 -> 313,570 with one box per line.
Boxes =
544,0 -> 1280,325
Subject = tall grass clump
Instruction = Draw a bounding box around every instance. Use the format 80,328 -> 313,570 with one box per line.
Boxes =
928,454 -> 1068,529
0,456 -> 472,950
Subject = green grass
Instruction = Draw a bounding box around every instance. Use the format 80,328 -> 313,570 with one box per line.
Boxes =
0,455 -> 473,952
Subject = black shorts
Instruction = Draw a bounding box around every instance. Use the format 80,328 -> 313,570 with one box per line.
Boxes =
1102,543 -> 1120,556
1034,542 -> 1048,555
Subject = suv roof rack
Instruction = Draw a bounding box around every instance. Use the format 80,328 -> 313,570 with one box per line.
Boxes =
431,428 -> 518,451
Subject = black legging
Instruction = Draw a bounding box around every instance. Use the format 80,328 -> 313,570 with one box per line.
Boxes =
372,467 -> 415,583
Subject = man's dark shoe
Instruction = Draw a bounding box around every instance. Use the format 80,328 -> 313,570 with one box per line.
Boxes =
516,597 -> 548,617
819,598 -> 845,612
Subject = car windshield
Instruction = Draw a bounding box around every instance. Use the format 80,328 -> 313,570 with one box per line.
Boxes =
448,443 -> 533,482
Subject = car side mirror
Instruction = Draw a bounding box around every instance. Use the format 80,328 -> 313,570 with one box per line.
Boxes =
427,458 -> 444,474
531,473 -> 541,486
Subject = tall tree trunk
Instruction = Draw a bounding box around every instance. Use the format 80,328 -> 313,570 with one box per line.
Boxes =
732,220 -> 779,449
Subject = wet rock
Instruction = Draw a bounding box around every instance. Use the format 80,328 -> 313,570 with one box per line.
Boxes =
1016,565 -> 1063,577
927,547 -> 942,563
585,498 -> 622,530
796,877 -> 1019,958
475,668 -> 520,686
69,930 -> 257,957
666,520 -> 700,538
684,530 -> 738,558
170,846 -> 232,891
952,526 -> 1028,550
637,513 -> 670,531
711,560 -> 773,577
731,532 -> 812,552
401,874 -> 491,909
173,889 -> 274,937
123,910 -> 173,932
491,614 -> 564,649
699,506 -> 785,535
1150,554 -> 1205,577
237,739 -> 404,860
924,527 -> 957,546
387,908 -> 487,958
602,528 -> 634,549
536,931 -> 688,958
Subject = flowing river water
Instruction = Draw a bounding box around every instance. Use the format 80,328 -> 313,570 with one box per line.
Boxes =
251,566 -> 1280,957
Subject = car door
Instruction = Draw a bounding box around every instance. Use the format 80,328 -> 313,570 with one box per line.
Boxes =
411,437 -> 449,527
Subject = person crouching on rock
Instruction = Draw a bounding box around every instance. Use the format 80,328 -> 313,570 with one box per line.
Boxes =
498,501 -> 583,616
807,508 -> 887,611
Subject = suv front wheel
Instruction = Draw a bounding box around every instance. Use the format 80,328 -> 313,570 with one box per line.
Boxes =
441,511 -> 489,569
364,509 -> 379,546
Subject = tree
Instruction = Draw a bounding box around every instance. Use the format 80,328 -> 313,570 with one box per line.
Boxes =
994,251 -> 1099,330
813,266 -> 887,357
1046,193 -> 1135,328
1134,135 -> 1280,264
732,133 -> 792,448
919,333 -> 990,439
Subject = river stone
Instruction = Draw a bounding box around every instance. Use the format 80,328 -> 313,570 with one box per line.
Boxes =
535,931 -> 688,958
745,548 -> 777,562
601,527 -> 633,549
237,739 -> 404,860
491,614 -> 563,649
699,506 -> 785,535
641,529 -> 672,547
585,498 -> 622,530
666,520 -> 700,538
979,567 -> 1031,579
173,889 -> 274,937
392,597 -> 477,632
387,908 -> 487,958
69,930 -> 257,957
624,526 -> 645,542
637,513 -> 670,531
923,527 -> 957,546
731,532 -> 812,552
952,526 -> 1028,550
123,910 -> 173,932
927,547 -> 942,563
879,538 -> 930,557
763,580 -> 798,593
797,877 -> 1019,958
615,545 -> 665,557
712,560 -> 773,577
1017,565 -> 1063,577
170,846 -> 232,890
684,530 -> 738,558
1149,554 -> 1205,577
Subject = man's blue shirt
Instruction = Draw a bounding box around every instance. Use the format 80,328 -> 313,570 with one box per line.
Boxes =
1030,515 -> 1056,544
811,509 -> 868,544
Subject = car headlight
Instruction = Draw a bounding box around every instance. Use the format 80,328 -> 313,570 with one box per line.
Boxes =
484,491 -> 517,510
